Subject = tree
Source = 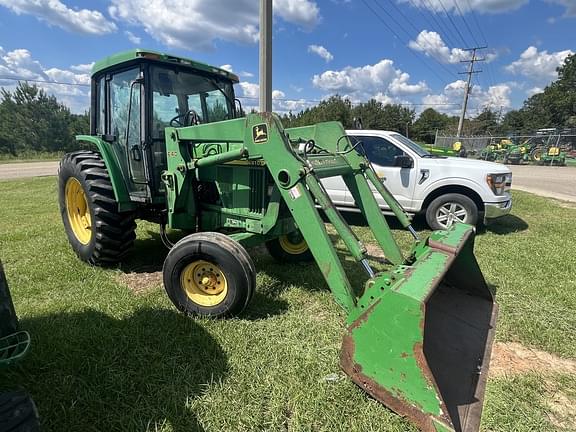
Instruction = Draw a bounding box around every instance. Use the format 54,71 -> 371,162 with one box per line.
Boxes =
412,108 -> 451,143
468,108 -> 499,136
0,82 -> 89,156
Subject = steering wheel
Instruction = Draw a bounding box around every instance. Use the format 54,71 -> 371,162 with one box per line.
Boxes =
169,109 -> 201,127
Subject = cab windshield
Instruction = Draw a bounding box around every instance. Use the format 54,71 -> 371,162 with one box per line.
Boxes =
151,66 -> 235,138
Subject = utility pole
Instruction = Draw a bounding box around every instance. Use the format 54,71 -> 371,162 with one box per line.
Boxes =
456,46 -> 486,138
259,0 -> 273,113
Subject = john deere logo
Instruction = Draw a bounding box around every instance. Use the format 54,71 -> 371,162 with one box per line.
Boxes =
253,124 -> 268,144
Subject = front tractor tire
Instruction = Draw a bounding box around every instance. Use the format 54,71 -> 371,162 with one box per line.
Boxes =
58,151 -> 136,266
163,232 -> 255,318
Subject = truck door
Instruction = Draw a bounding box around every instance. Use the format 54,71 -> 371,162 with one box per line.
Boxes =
108,67 -> 147,196
351,135 -> 416,210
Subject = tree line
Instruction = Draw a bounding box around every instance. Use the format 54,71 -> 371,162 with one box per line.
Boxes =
0,53 -> 573,156
0,82 -> 89,157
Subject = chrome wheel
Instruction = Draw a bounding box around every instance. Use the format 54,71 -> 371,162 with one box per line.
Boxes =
436,202 -> 468,228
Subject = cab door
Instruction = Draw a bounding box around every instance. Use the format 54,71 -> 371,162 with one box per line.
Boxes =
108,67 -> 147,196
350,135 -> 416,210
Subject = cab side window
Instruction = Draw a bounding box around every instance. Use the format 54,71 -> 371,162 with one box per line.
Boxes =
353,136 -> 405,167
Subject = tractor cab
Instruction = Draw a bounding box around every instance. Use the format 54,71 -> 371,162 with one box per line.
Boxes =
89,50 -> 240,202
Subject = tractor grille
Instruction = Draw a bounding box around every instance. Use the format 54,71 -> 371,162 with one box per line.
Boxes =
249,169 -> 266,214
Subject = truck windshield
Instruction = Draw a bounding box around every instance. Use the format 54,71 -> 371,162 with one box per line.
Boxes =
390,133 -> 432,158
151,66 -> 235,138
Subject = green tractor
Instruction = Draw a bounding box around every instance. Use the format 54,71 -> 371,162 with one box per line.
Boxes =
58,50 -> 497,432
0,262 -> 40,431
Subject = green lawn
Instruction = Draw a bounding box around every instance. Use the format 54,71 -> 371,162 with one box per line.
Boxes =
0,177 -> 575,431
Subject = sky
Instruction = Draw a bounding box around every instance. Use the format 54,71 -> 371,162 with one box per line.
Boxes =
0,0 -> 574,116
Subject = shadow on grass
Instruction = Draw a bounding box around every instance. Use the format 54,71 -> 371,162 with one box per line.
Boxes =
478,214 -> 529,236
120,230 -> 185,274
13,308 -> 227,432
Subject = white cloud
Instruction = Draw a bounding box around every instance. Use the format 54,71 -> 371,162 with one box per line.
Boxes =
0,47 -> 90,113
220,64 -> 253,78
108,0 -> 319,51
236,81 -> 312,113
125,30 -> 141,44
420,80 -> 512,115
409,30 -> 468,64
275,0 -> 320,29
547,0 -> 576,16
308,44 -> 334,62
272,90 -> 286,99
69,63 -> 94,73
505,46 -> 573,81
400,0 -> 528,14
312,59 -> 429,101
0,0 -> 116,34
526,86 -> 544,96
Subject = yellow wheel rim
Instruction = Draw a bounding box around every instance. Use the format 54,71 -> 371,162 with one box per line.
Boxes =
65,177 -> 92,245
181,260 -> 228,307
278,232 -> 309,255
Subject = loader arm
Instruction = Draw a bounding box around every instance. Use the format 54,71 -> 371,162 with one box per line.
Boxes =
162,113 -> 497,432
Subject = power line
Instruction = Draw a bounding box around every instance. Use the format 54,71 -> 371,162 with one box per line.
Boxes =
360,0 -> 455,85
452,0 -> 480,47
371,0 -> 460,78
423,0 -> 464,49
0,76 -> 90,87
435,0 -> 469,47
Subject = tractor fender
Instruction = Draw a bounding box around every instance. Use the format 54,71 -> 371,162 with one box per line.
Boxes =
75,135 -> 136,212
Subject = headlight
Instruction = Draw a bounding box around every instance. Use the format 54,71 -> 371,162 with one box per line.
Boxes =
487,173 -> 511,195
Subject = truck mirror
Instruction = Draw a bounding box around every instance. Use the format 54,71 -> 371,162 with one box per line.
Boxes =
394,155 -> 413,168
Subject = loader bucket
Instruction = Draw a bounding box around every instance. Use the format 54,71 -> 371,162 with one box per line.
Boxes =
341,224 -> 497,432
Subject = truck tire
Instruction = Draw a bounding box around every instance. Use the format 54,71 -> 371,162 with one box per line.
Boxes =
425,193 -> 478,230
265,230 -> 314,263
0,392 -> 41,432
58,151 -> 136,266
163,232 -> 255,318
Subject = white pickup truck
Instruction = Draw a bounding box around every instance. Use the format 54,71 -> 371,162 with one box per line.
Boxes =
322,130 -> 513,230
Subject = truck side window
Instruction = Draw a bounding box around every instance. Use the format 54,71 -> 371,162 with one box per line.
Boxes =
354,136 -> 406,167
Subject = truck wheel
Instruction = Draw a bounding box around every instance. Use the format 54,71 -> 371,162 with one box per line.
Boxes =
265,230 -> 314,263
425,194 -> 478,230
0,392 -> 41,432
163,232 -> 255,318
58,151 -> 136,266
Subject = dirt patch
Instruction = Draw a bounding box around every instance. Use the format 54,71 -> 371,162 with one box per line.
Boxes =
118,271 -> 162,295
490,342 -> 576,378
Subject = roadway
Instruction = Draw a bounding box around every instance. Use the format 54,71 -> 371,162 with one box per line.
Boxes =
0,161 -> 575,203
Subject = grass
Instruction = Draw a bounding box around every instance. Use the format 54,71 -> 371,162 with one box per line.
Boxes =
0,177 -> 575,431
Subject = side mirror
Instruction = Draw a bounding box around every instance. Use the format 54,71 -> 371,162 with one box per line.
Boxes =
394,155 -> 413,168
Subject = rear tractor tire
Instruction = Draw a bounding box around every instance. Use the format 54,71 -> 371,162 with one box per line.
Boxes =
58,151 -> 136,266
265,230 -> 314,263
163,232 -> 255,318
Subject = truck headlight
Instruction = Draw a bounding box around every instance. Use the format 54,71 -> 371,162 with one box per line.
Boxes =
486,173 -> 510,195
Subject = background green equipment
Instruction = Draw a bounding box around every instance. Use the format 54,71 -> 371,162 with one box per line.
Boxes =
58,50 -> 498,432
